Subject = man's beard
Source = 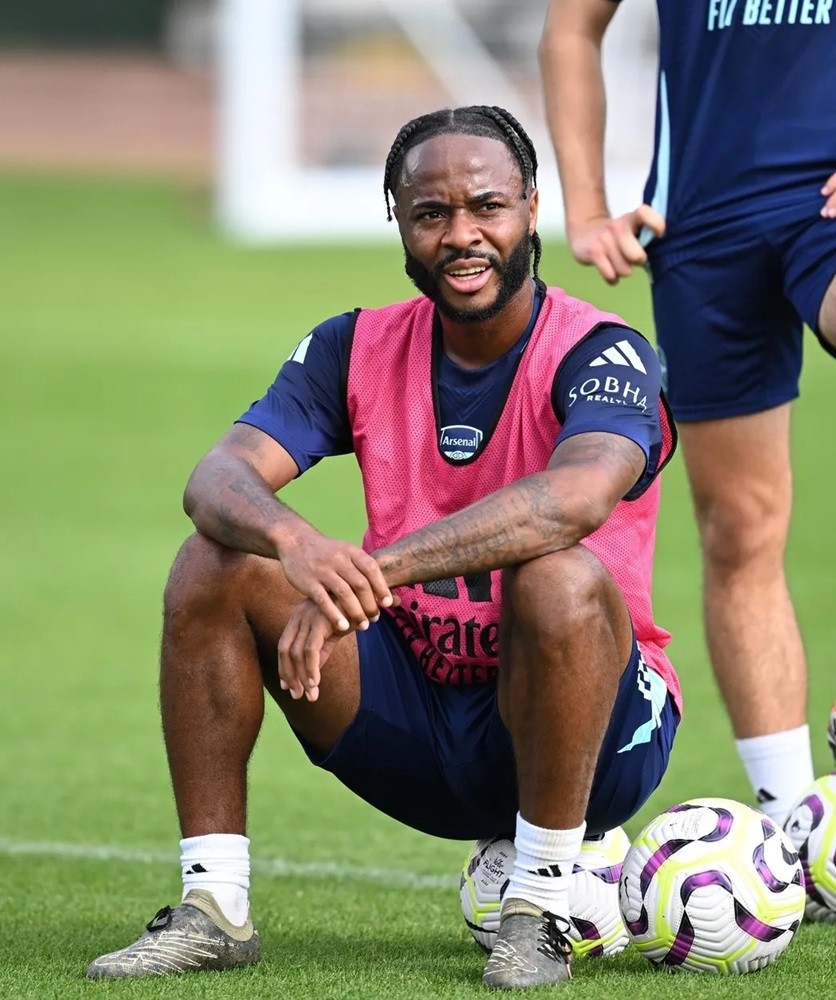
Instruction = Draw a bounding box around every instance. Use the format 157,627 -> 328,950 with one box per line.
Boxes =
403,231 -> 534,323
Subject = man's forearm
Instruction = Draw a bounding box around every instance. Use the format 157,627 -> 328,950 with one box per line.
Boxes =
373,472 -> 597,588
540,15 -> 611,233
183,454 -> 311,558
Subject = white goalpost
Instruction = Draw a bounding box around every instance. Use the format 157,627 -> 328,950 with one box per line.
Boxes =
216,0 -> 657,244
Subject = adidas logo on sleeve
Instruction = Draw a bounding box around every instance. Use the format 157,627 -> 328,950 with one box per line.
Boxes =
588,339 -> 647,373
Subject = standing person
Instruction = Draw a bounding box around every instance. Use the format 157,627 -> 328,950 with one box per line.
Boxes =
86,105 -> 680,989
540,0 -> 836,824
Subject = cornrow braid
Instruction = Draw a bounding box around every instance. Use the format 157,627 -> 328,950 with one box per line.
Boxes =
383,106 -> 542,279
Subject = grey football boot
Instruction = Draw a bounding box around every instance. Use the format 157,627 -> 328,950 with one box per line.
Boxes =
482,898 -> 573,990
86,889 -> 261,979
828,702 -> 836,763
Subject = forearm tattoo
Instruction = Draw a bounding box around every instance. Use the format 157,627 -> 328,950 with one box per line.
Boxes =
376,432 -> 644,585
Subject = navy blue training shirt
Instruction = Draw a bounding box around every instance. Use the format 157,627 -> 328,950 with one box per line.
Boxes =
612,0 -> 836,241
238,293 -> 665,500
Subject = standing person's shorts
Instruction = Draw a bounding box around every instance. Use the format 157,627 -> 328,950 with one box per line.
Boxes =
293,613 -> 679,840
648,212 -> 836,422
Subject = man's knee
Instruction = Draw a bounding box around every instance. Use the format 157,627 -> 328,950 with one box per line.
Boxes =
165,533 -> 241,616
693,486 -> 788,576
503,547 -> 619,642
163,532 -> 290,627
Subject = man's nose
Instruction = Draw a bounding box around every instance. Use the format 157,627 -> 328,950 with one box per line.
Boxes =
441,209 -> 482,250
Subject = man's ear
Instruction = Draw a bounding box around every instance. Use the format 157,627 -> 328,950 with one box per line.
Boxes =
528,188 -> 539,234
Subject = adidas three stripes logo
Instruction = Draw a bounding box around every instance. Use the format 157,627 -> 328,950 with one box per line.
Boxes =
588,340 -> 647,374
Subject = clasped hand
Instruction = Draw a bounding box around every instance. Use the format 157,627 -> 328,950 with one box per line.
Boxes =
278,599 -> 342,703
278,530 -> 396,702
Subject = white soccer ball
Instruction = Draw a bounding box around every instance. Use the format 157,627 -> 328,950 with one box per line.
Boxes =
619,797 -> 805,974
783,774 -> 836,923
460,828 -> 631,958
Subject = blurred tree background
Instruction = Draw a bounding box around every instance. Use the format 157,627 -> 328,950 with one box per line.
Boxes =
0,1 -> 167,45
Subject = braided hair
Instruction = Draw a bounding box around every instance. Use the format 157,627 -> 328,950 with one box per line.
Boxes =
383,106 -> 542,279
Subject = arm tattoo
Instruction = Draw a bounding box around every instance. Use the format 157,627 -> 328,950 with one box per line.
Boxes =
547,432 -> 644,474
375,431 -> 645,586
185,429 -> 305,556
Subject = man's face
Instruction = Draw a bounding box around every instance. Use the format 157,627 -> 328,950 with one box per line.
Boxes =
393,133 -> 538,323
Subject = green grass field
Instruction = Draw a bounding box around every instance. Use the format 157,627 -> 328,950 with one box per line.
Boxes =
1,174 -> 833,999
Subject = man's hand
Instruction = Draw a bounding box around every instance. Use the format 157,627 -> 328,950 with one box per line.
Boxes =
569,205 -> 666,285
278,599 -> 345,702
280,529 -> 394,633
821,173 -> 836,218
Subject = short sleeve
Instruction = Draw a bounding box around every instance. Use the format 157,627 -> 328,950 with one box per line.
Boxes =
236,313 -> 355,475
552,325 -> 664,499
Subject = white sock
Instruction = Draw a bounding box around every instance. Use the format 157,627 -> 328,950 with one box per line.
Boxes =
736,724 -> 814,825
504,813 -> 586,920
180,834 -> 250,926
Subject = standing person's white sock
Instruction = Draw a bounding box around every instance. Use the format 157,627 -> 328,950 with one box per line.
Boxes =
736,725 -> 814,825
180,834 -> 251,926
504,813 -> 586,918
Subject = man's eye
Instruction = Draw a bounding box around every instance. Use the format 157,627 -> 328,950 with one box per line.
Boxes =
480,202 -> 501,212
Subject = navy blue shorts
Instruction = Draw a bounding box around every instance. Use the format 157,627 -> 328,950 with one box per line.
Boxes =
295,614 -> 679,841
649,213 -> 836,422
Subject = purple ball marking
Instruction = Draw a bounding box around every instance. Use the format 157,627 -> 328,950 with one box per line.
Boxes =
640,839 -> 691,895
662,912 -> 695,966
801,858 -> 827,906
787,794 -> 824,842
660,872 -> 730,965
752,842 -> 797,892
701,808 -> 734,843
733,898 -> 791,942
581,863 -> 622,885
680,869 -> 733,903
789,794 -> 826,905
802,794 -> 825,829
571,916 -> 603,943
625,906 -> 649,936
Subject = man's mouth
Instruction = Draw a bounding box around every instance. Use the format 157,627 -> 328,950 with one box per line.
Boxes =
442,261 -> 494,294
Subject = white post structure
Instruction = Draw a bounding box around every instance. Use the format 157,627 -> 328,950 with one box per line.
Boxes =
217,0 -> 299,240
215,0 -> 654,243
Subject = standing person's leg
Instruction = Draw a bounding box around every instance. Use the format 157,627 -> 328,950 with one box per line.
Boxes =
483,546 -> 638,990
817,273 -> 836,343
650,233 -> 814,823
782,213 -> 836,354
87,532 -> 363,979
678,408 -> 811,818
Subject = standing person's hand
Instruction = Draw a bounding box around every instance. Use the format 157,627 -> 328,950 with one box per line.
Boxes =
821,172 -> 836,218
568,205 -> 666,285
280,529 -> 393,633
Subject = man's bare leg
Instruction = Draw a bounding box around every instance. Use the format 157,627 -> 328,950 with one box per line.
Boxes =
484,546 -> 633,989
161,532 -> 361,838
678,405 -> 812,821
498,545 -> 633,829
88,532 -> 361,978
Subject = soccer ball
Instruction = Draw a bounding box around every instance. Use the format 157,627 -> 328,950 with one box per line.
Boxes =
460,828 -> 631,958
619,798 -> 805,974
783,774 -> 836,923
